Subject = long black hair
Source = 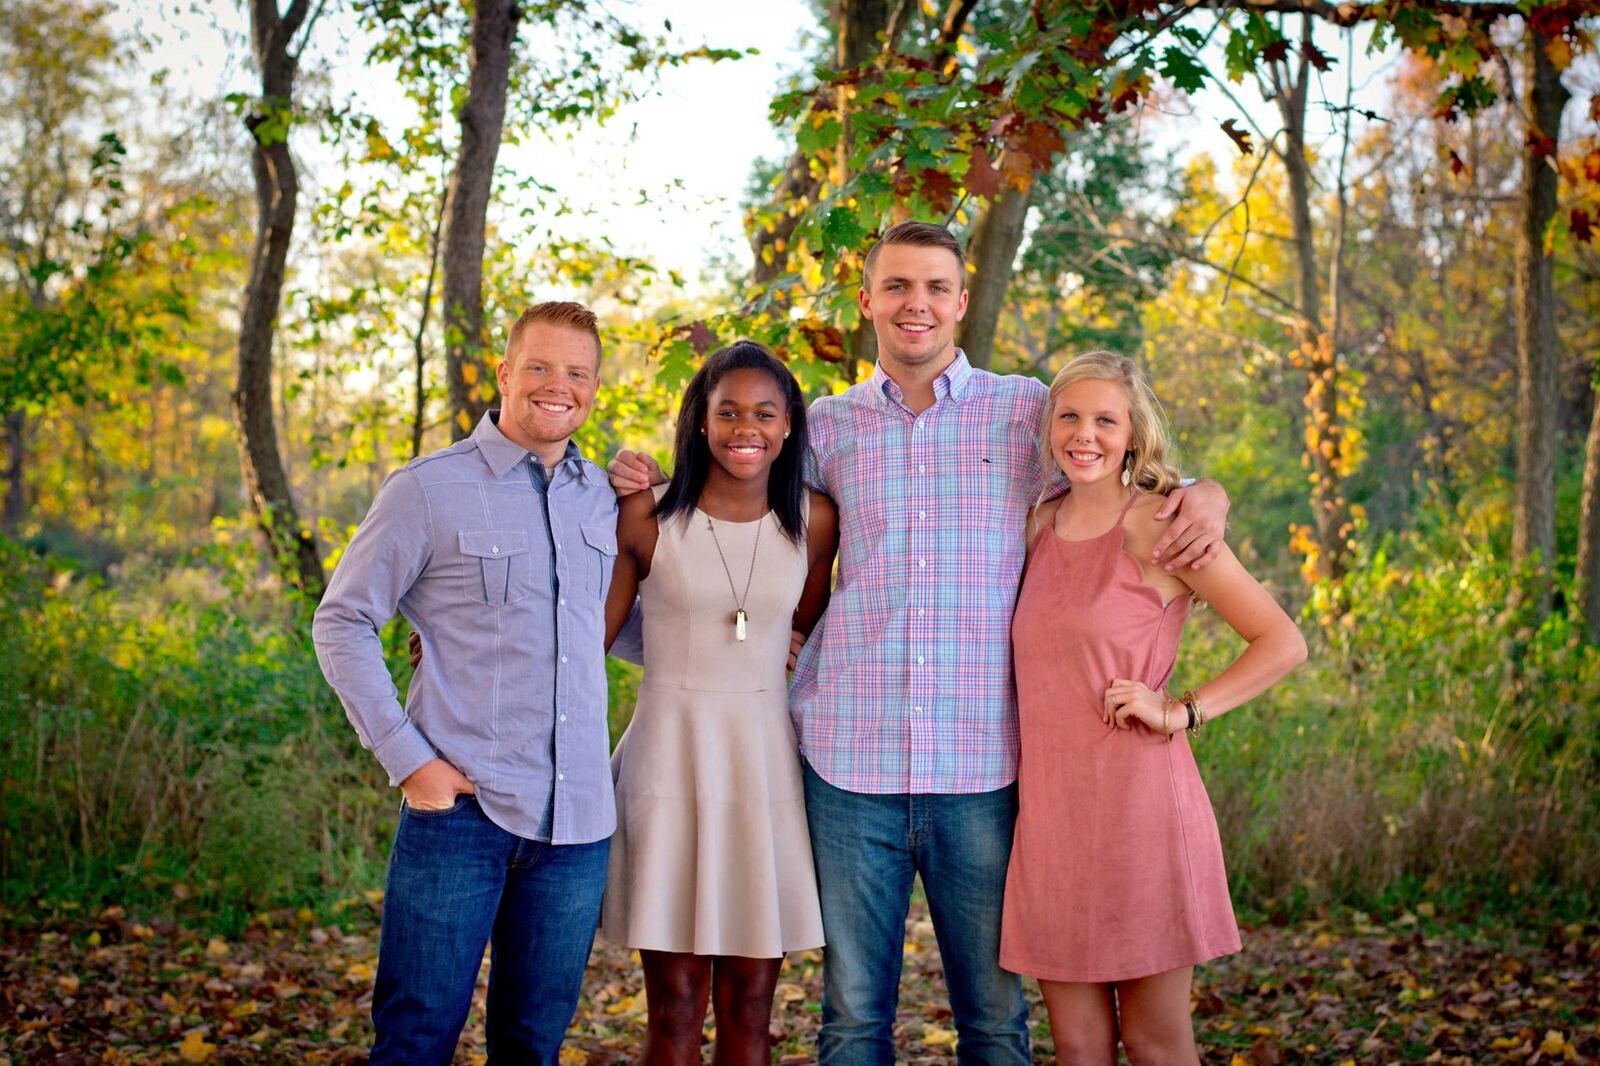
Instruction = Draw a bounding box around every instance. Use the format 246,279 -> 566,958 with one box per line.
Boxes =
654,340 -> 808,543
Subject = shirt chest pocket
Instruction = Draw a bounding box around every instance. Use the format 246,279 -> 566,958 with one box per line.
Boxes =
580,523 -> 617,599
460,529 -> 532,606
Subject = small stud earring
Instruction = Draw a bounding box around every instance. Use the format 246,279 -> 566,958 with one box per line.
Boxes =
783,431 -> 790,439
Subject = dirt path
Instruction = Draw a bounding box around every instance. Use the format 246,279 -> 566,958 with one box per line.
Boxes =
2,898 -> 1594,1063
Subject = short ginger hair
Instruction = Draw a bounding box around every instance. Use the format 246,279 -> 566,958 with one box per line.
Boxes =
862,221 -> 967,292
505,301 -> 602,368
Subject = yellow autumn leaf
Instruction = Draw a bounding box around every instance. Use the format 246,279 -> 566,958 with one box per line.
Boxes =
462,361 -> 478,385
605,992 -> 644,1016
921,1025 -> 958,1047
456,409 -> 473,433
58,974 -> 80,995
1540,1030 -> 1571,1055
178,1029 -> 217,1063
205,937 -> 229,957
558,1049 -> 588,1066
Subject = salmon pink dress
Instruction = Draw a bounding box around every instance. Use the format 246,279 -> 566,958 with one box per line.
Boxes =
1000,497 -> 1241,982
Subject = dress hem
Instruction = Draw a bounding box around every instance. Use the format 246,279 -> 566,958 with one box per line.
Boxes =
999,938 -> 1242,984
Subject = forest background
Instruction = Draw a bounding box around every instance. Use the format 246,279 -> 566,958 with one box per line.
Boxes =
2,0 -> 1599,1061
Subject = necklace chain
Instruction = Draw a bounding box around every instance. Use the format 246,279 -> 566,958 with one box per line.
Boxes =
705,513 -> 761,616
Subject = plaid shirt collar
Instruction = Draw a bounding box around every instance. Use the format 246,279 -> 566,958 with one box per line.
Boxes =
869,349 -> 975,411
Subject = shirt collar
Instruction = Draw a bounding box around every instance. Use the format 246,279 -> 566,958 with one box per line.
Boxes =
871,348 -> 974,408
473,411 -> 587,481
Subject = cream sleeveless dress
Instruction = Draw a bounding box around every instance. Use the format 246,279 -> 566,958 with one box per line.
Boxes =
599,487 -> 824,957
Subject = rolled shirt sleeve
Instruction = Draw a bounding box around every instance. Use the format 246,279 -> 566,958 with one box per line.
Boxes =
312,468 -> 437,787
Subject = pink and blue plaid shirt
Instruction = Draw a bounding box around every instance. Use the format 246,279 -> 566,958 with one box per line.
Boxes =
792,351 -> 1061,794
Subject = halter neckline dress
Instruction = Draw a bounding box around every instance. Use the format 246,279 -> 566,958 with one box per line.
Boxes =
1000,494 -> 1240,982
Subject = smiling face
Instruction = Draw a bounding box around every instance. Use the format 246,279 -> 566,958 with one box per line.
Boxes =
1049,377 -> 1136,486
704,367 -> 790,483
496,322 -> 599,465
858,242 -> 969,374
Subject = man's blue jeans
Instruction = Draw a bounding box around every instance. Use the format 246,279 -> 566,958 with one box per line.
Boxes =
368,795 -> 609,1065
803,761 -> 1030,1065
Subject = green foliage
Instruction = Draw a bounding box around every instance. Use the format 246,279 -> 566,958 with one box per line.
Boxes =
0,531 -> 656,918
1181,521 -> 1600,920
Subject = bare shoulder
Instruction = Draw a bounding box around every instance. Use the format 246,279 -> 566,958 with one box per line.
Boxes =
617,486 -> 659,548
1025,494 -> 1066,555
1120,492 -> 1176,556
807,489 -> 838,526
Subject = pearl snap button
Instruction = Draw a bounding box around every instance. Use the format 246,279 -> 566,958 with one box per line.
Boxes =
491,545 -> 500,554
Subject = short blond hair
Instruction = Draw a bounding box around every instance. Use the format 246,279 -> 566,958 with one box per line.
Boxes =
1043,350 -> 1181,495
505,301 -> 601,367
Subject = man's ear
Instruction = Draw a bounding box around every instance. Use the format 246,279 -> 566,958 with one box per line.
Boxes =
858,286 -> 873,321
954,287 -> 969,321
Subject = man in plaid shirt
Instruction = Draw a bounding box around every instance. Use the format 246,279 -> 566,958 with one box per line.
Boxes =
613,222 -> 1228,1063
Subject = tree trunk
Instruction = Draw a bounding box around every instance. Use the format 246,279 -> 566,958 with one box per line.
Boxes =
442,0 -> 519,441
1511,27 -> 1569,616
413,185 -> 447,459
233,0 -> 323,598
1276,24 -> 1347,584
958,184 -> 1033,368
1577,380 -> 1600,642
2,409 -> 23,534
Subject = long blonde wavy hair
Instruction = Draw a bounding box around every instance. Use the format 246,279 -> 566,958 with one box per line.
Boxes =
1041,350 -> 1182,496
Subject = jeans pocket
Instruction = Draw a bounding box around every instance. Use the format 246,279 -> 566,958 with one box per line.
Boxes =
460,529 -> 531,605
404,793 -> 473,818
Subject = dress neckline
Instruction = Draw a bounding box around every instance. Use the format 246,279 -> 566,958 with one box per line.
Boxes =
1049,492 -> 1139,545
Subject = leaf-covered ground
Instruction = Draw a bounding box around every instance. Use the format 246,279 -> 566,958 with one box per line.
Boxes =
1,896 -> 1595,1064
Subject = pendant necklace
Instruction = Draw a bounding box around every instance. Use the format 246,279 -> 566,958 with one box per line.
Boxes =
705,511 -> 761,642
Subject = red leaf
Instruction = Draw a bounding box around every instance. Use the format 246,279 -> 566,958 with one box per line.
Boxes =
1221,118 -> 1254,156
918,168 -> 958,214
1016,120 -> 1065,171
797,319 -> 847,363
1529,8 -> 1573,38
1448,150 -> 1467,177
1302,41 -> 1332,71
1263,38 -> 1292,65
1527,130 -> 1557,160
1584,149 -> 1600,183
683,321 -> 717,356
1572,208 -> 1594,244
964,148 -> 1005,200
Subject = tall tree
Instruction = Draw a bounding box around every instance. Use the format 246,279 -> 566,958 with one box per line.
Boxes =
1510,23 -> 1571,616
958,184 -> 1033,368
441,0 -> 518,440
235,0 -> 324,596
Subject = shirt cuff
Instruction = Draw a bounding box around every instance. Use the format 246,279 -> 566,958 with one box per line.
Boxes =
373,721 -> 438,787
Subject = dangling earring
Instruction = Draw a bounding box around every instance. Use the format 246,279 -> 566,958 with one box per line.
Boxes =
1120,453 -> 1133,487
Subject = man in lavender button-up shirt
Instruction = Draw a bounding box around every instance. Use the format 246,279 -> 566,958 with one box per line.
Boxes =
312,301 -> 617,1065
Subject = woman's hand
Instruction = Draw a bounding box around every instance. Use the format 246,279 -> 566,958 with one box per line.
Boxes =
1103,678 -> 1177,735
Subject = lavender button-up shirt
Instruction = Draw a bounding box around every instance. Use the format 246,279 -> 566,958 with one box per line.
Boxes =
312,411 -> 618,844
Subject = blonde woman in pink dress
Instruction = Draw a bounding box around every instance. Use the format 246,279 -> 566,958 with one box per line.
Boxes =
1000,351 -> 1307,1065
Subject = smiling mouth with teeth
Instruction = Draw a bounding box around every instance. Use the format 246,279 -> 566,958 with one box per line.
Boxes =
533,402 -> 572,412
